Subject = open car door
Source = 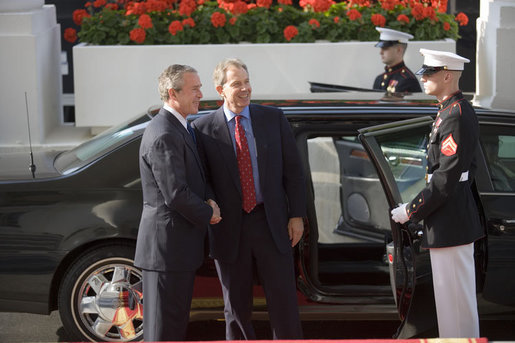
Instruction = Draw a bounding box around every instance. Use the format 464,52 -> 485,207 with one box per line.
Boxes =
358,116 -> 439,338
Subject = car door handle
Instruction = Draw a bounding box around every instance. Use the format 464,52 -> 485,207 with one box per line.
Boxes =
489,219 -> 515,234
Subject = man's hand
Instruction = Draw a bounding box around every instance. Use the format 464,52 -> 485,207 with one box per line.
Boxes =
207,199 -> 222,224
288,217 -> 304,247
391,203 -> 409,224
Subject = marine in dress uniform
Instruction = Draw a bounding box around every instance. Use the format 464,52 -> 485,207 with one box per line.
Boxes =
373,27 -> 422,93
391,49 -> 483,338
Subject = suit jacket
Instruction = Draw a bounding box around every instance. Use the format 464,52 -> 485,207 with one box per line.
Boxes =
135,108 -> 213,272
373,61 -> 422,93
192,104 -> 306,263
406,91 -> 484,248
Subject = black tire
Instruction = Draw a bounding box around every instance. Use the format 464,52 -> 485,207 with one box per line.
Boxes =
58,243 -> 143,342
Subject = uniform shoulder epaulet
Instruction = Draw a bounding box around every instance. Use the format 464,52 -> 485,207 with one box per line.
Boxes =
450,101 -> 463,116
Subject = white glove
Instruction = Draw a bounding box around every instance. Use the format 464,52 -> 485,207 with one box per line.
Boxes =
391,203 -> 409,224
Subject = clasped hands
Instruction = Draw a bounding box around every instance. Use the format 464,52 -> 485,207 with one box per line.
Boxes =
207,199 -> 222,224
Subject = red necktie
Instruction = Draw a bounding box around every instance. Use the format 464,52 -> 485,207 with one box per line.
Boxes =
234,115 -> 257,213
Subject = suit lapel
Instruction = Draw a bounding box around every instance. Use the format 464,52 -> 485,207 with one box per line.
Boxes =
249,104 -> 268,187
212,107 -> 242,194
160,108 -> 206,182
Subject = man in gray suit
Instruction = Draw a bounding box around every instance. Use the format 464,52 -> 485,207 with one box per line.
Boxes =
135,64 -> 221,341
193,58 -> 306,340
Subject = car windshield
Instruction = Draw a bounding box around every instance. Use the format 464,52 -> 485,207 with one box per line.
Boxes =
55,114 -> 151,175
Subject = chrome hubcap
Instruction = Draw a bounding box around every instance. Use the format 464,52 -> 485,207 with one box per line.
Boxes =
76,261 -> 143,341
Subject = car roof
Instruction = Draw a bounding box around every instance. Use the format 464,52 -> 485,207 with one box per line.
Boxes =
147,91 -> 515,120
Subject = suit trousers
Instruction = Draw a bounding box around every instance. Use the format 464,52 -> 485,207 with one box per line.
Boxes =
142,269 -> 196,341
429,242 -> 480,338
214,205 -> 303,340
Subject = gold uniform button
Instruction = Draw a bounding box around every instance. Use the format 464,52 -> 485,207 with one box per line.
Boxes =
381,82 -> 385,86
401,69 -> 405,73
419,199 -> 422,203
412,204 -> 416,208
383,74 -> 387,79
388,68 -> 392,72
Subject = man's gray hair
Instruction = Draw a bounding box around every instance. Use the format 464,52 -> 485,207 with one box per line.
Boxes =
213,58 -> 249,88
158,64 -> 197,101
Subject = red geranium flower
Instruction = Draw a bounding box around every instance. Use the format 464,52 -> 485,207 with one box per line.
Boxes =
168,20 -> 184,35
333,16 -> 340,23
257,0 -> 273,9
443,21 -> 450,31
219,0 -> 248,15
299,0 -> 334,13
371,13 -> 386,27
72,9 -> 90,26
64,28 -> 77,43
278,0 -> 292,4
85,2 -> 92,7
247,3 -> 256,9
423,6 -> 436,20
126,2 -> 146,15
93,0 -> 106,8
229,17 -> 237,25
211,12 -> 226,28
129,28 -> 146,43
146,0 -> 169,12
105,3 -> 119,10
455,12 -> 469,26
179,0 -> 197,16
138,14 -> 153,29
397,14 -> 409,24
182,17 -> 195,27
346,9 -> 362,21
380,0 -> 396,11
433,0 -> 448,13
411,3 -> 424,21
283,25 -> 298,41
309,18 -> 320,28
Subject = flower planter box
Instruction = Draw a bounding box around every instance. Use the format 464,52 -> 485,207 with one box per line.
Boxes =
73,39 -> 455,127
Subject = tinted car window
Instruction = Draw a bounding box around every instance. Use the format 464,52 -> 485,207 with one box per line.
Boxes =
55,115 -> 150,175
374,125 -> 428,203
481,126 -> 515,192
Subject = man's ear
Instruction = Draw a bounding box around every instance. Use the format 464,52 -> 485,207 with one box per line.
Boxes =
168,88 -> 176,100
443,71 -> 453,83
216,85 -> 224,98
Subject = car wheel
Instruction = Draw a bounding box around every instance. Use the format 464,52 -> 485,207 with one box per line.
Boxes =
58,243 -> 143,342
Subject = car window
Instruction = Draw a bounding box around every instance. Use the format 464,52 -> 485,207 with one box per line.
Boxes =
480,126 -> 515,192
307,136 -> 390,244
374,126 -> 428,203
55,115 -> 150,175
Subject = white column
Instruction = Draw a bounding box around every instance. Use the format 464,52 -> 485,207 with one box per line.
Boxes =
0,0 -> 63,148
474,0 -> 515,110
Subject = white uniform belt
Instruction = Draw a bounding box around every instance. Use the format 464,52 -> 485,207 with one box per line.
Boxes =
427,171 -> 469,183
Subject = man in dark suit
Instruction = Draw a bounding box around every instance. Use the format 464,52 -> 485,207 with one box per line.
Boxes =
135,64 -> 221,341
391,49 -> 482,338
373,27 -> 422,94
192,58 -> 306,340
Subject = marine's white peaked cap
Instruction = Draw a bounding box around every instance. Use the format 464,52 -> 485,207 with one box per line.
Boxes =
419,48 -> 470,71
375,27 -> 414,47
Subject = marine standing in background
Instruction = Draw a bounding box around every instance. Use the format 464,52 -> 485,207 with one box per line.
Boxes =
373,27 -> 422,94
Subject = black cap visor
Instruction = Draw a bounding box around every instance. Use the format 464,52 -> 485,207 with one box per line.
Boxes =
375,40 -> 399,48
416,65 -> 447,76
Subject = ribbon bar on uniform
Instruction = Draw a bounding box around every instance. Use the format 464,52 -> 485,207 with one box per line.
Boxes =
426,171 -> 469,183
